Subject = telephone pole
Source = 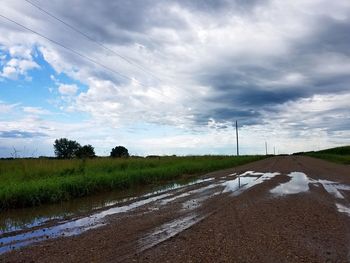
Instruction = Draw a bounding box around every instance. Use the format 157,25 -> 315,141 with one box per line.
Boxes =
265,141 -> 268,155
236,120 -> 239,156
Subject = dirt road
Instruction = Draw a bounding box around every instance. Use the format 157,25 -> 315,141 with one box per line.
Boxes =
1,156 -> 350,262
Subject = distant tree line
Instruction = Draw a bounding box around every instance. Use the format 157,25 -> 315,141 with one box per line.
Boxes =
53,138 -> 129,159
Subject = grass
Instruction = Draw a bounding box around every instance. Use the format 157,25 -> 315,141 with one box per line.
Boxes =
305,153 -> 350,165
0,155 -> 264,210
299,146 -> 350,165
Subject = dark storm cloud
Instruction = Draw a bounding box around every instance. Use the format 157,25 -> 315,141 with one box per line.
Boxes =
0,130 -> 47,138
178,0 -> 265,13
15,0 -> 350,133
33,0 -> 266,48
42,0 -> 189,46
194,108 -> 262,127
302,18 -> 350,55
190,12 -> 350,126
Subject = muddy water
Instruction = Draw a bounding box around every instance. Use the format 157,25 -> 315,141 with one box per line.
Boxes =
0,177 -> 214,234
0,177 -> 216,253
0,171 -> 281,254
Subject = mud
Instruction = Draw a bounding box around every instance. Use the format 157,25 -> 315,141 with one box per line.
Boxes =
1,156 -> 350,262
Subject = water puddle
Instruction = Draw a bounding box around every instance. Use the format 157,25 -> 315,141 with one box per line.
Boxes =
1,170 -> 283,255
138,213 -> 206,252
270,172 -> 350,199
336,203 -> 350,217
270,172 -> 350,218
158,184 -> 218,207
0,177 -> 215,235
223,172 -> 280,196
138,171 -> 281,250
270,172 -> 310,195
0,177 -> 215,254
317,180 -> 350,199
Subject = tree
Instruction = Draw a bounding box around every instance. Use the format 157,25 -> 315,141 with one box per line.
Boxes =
75,145 -> 95,159
110,146 -> 129,158
53,138 -> 80,159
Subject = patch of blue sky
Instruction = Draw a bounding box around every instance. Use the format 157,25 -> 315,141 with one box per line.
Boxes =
0,47 -> 89,122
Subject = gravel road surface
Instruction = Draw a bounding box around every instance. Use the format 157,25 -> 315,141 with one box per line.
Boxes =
1,156 -> 349,262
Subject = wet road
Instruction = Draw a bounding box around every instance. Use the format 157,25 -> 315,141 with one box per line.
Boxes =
1,156 -> 350,262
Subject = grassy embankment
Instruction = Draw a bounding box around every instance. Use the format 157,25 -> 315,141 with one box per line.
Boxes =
0,155 -> 264,210
302,146 -> 350,164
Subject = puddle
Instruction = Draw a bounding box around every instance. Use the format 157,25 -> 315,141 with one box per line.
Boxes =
0,192 -> 175,253
317,180 -> 350,199
182,195 -> 211,210
336,203 -> 350,217
270,172 -> 350,219
240,171 -> 264,177
158,184 -> 218,207
0,177 -> 215,254
319,180 -> 345,199
138,171 -> 281,251
138,213 -> 206,252
0,177 -> 215,235
270,172 -> 310,195
270,172 -> 350,199
0,170 -> 284,255
223,172 -> 280,195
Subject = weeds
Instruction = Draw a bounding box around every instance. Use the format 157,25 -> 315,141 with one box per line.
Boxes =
0,155 -> 264,210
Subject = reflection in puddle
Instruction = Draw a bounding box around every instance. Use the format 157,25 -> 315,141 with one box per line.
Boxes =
270,172 -> 350,199
223,172 -> 280,195
0,177 -> 216,254
0,192 -> 173,254
0,177 -> 215,235
182,196 -> 210,210
270,172 -> 310,195
1,170 -> 285,255
318,180 -> 350,199
138,213 -> 206,252
138,171 -> 281,251
270,172 -> 350,218
336,203 -> 350,217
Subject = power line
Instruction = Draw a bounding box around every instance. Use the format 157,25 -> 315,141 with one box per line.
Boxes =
0,13 -> 147,87
23,0 -> 162,82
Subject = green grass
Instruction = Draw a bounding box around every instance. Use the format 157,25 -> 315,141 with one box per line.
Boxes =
305,153 -> 350,165
0,155 -> 264,210
300,145 -> 350,165
314,146 -> 350,155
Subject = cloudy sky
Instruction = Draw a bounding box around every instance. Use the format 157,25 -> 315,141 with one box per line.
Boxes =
0,0 -> 350,157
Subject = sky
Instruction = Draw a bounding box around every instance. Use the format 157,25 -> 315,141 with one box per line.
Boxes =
0,0 -> 350,157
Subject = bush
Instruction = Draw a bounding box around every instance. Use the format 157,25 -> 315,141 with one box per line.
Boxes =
76,145 -> 95,159
110,146 -> 129,158
53,138 -> 80,159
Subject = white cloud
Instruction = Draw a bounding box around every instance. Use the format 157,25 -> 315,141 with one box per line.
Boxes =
9,45 -> 32,60
1,65 -> 18,80
22,106 -> 50,115
1,56 -> 39,80
0,102 -> 19,114
58,84 -> 78,96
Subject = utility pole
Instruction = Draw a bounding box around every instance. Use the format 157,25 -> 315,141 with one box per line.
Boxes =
265,141 -> 268,155
235,120 -> 239,156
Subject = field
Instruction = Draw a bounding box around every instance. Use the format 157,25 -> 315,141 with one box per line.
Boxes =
301,146 -> 350,165
0,155 -> 264,210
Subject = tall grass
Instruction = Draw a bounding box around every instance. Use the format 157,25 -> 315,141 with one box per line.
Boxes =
300,145 -> 350,165
0,155 -> 264,210
306,153 -> 350,165
315,146 -> 350,155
